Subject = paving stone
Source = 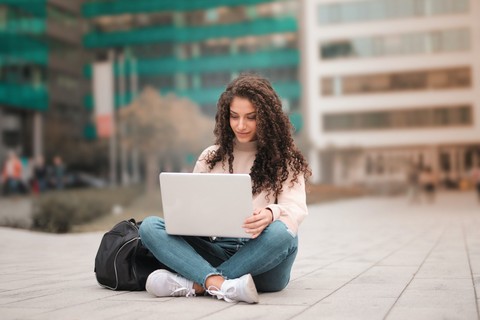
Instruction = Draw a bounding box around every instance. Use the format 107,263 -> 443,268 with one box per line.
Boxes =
1,191 -> 479,319
387,306 -> 476,320
200,304 -> 307,320
292,297 -> 397,320
391,288 -> 477,315
259,289 -> 331,305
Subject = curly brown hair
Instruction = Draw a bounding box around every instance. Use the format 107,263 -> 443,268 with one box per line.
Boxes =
206,73 -> 311,198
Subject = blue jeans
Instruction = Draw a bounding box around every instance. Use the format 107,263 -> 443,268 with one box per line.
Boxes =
139,217 -> 298,292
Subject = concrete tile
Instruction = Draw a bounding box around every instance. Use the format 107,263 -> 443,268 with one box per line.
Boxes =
259,289 -> 331,305
4,286 -> 126,309
406,278 -> 473,291
387,306 -> 477,320
287,275 -> 352,291
30,300 -> 151,320
473,274 -> 480,290
393,288 -> 476,311
200,304 -> 307,320
140,296 -> 252,320
336,283 -> 406,299
316,265 -> 368,278
0,306 -> 50,319
0,287 -> 61,305
349,266 -> 417,285
292,297 -> 396,320
414,262 -> 472,279
103,291 -> 172,302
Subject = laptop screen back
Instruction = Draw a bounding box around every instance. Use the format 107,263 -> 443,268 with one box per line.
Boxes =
159,172 -> 253,238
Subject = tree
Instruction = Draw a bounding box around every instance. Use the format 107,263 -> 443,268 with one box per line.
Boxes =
119,87 -> 214,193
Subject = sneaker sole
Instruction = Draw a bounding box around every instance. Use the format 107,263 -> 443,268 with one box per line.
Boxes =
244,274 -> 259,304
145,269 -> 169,296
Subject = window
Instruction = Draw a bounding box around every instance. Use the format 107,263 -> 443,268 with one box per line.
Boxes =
0,5 -> 7,27
201,71 -> 231,88
3,130 -> 20,148
47,6 -> 77,28
320,28 -> 470,60
322,105 -> 472,132
318,0 -> 469,25
132,43 -> 174,59
261,66 -> 297,82
139,75 -> 175,90
200,39 -> 230,56
321,67 -> 471,96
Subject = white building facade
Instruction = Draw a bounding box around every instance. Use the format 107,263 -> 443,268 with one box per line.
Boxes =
301,0 -> 480,188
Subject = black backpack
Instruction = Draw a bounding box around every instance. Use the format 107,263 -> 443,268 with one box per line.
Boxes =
94,218 -> 164,291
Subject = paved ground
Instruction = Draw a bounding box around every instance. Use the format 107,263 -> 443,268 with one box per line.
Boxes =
1,191 -> 479,320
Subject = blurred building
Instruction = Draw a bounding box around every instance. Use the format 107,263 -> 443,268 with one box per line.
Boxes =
82,0 -> 303,129
302,0 -> 480,188
0,0 -> 91,163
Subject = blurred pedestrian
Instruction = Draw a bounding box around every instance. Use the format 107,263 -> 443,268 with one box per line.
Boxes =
19,156 -> 32,194
51,155 -> 66,190
33,155 -> 48,193
471,165 -> 480,203
1,151 -> 23,196
420,166 -> 437,203
406,163 -> 420,204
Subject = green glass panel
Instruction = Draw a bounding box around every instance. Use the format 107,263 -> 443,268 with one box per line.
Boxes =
0,34 -> 47,52
84,17 -> 297,48
0,34 -> 48,65
84,81 -> 300,109
0,82 -> 48,111
0,0 -> 47,17
141,49 -> 299,74
84,49 -> 299,78
3,18 -> 46,33
83,123 -> 97,140
175,86 -> 224,105
84,95 -> 93,111
274,81 -> 301,100
289,111 -> 303,133
82,0 -> 276,18
0,50 -> 47,65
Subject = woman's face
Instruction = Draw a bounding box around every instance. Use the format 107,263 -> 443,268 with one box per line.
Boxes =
229,96 -> 257,143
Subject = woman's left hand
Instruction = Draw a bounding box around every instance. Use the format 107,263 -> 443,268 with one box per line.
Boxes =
243,208 -> 273,239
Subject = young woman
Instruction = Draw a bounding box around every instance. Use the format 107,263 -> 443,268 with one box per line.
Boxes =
139,74 -> 311,303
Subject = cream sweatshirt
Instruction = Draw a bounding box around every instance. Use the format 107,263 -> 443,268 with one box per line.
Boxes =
193,140 -> 308,235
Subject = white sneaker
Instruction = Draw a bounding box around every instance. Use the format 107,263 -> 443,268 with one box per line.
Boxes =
207,274 -> 259,304
146,269 -> 195,297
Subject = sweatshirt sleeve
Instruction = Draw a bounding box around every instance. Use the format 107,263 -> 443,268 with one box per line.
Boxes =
266,172 -> 308,234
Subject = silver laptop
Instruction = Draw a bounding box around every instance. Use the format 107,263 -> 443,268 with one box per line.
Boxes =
159,172 -> 253,238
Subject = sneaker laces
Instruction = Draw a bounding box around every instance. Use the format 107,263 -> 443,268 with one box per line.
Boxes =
169,275 -> 196,297
206,285 -> 235,303
171,286 -> 195,297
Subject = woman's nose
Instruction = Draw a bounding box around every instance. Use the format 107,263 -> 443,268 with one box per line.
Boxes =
238,118 -> 246,130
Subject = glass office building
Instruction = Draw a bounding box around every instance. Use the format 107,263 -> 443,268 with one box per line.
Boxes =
1,0 -> 302,172
302,0 -> 480,187
82,0 -> 302,128
0,0 -> 90,164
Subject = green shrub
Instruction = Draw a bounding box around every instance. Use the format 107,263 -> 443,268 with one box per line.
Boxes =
32,197 -> 76,233
31,186 -> 142,233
